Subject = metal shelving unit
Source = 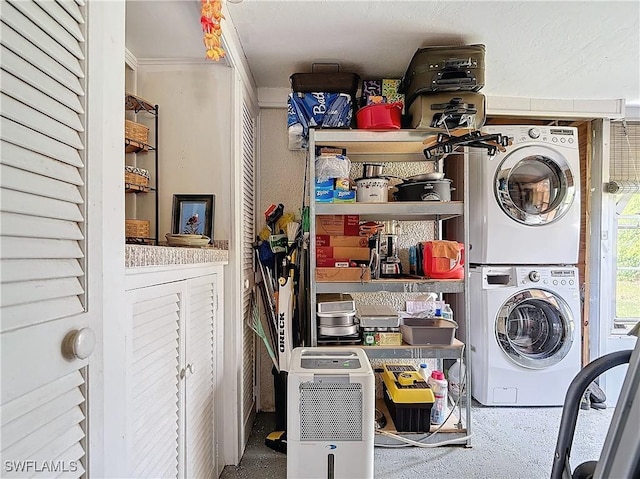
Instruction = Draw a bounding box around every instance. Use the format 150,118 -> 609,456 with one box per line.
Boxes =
125,93 -> 159,245
308,127 -> 472,446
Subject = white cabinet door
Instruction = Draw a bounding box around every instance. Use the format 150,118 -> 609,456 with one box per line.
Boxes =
1,1 -> 94,476
126,282 -> 184,478
184,274 -> 218,479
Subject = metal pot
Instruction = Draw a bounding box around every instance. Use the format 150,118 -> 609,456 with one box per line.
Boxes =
405,171 -> 445,181
362,163 -> 384,178
394,179 -> 453,202
355,177 -> 389,203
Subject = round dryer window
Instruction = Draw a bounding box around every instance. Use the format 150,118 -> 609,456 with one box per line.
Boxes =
495,289 -> 575,369
494,145 -> 576,226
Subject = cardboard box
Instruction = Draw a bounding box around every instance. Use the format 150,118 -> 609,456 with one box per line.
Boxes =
334,178 -> 351,191
316,235 -> 369,247
316,267 -> 371,283
316,257 -> 351,267
315,178 -> 334,190
315,215 -> 360,236
382,78 -> 402,96
316,246 -> 371,261
333,190 -> 356,203
315,189 -> 334,203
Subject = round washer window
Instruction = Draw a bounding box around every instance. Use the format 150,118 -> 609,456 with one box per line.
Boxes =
495,289 -> 574,369
495,145 -> 576,226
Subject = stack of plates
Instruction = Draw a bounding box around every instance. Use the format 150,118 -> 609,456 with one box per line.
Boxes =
165,234 -> 210,247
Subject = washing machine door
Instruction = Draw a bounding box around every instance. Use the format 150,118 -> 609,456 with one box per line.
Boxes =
494,144 -> 576,226
495,289 -> 575,369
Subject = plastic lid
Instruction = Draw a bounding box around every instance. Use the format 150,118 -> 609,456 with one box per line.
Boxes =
431,370 -> 445,380
419,363 -> 427,369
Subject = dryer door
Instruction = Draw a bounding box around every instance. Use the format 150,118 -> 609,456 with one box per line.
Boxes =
494,144 -> 577,226
495,289 -> 575,369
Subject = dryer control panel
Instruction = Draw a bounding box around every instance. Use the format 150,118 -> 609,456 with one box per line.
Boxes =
489,125 -> 578,147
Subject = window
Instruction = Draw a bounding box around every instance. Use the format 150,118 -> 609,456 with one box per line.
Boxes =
609,121 -> 640,333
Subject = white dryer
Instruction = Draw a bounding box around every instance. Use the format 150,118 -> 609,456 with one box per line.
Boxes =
469,265 -> 581,406
468,125 -> 580,265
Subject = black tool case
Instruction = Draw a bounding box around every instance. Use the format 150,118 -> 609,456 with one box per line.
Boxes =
400,44 -> 486,108
290,63 -> 360,99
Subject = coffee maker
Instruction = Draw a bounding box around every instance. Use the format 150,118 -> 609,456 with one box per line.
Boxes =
379,221 -> 402,277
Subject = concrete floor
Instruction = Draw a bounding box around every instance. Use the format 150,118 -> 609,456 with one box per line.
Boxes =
221,403 -> 615,479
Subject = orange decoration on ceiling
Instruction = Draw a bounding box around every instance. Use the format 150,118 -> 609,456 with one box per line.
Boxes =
201,0 -> 225,61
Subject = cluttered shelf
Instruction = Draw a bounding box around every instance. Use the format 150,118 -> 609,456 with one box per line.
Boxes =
333,338 -> 465,360
316,278 -> 464,294
315,201 -> 463,221
312,129 -> 440,158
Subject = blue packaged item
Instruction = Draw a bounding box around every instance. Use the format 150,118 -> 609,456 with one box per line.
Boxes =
333,190 -> 356,203
287,92 -> 353,150
315,178 -> 334,190
315,189 -> 334,203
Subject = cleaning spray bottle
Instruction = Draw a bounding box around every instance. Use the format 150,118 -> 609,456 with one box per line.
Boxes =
428,370 -> 448,425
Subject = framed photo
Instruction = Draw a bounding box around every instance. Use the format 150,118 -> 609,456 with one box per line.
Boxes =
172,194 -> 214,238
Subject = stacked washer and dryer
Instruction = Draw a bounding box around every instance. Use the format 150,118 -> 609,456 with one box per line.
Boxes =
468,125 -> 582,406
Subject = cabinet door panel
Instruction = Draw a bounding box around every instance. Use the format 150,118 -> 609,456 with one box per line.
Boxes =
127,283 -> 183,479
185,274 -> 216,479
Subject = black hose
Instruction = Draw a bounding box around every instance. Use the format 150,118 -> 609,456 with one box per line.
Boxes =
550,349 -> 632,479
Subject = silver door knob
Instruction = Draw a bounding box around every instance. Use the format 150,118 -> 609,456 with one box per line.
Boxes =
62,328 -> 96,360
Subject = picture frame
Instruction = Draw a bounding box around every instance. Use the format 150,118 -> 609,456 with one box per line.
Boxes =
171,194 -> 214,239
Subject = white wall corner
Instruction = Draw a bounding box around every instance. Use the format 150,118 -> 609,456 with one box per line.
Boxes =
258,87 -> 290,109
124,47 -> 137,71
221,2 -> 258,104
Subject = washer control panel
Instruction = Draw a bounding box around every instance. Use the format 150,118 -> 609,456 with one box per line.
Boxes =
516,267 -> 578,289
488,125 -> 578,147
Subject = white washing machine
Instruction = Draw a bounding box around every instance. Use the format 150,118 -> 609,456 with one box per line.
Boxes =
469,265 -> 582,406
468,125 -> 580,265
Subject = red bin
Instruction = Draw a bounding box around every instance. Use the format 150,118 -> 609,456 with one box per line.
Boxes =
422,241 -> 464,279
356,102 -> 403,129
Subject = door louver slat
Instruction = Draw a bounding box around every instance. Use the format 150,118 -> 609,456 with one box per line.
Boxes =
1,259 -> 82,283
1,72 -> 84,131
1,189 -> 83,222
2,2 -> 84,76
6,0 -> 84,60
1,119 -> 83,168
1,277 -> 83,307
56,0 -> 83,23
1,211 -> 84,240
0,298 -> 84,333
2,94 -> 84,149
130,289 -> 180,479
1,163 -> 84,203
0,24 -> 83,96
1,237 -> 83,259
34,0 -> 84,42
0,142 -> 84,186
0,46 -> 84,114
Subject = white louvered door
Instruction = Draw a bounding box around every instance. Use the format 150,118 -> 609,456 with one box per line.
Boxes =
126,282 -> 183,479
240,96 -> 257,446
1,0 -> 92,477
185,274 -> 217,479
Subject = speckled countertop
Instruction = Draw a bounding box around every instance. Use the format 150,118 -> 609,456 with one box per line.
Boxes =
125,244 -> 228,268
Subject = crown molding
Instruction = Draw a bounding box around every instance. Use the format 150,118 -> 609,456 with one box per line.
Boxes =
136,57 -> 231,67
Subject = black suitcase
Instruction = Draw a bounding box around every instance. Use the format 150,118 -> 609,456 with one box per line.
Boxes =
290,63 -> 360,100
400,45 -> 485,108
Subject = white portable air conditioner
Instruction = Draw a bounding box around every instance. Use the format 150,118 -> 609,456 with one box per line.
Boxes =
287,347 -> 375,479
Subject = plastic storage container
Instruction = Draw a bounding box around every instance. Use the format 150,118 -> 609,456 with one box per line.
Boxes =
422,241 -> 464,279
448,360 -> 466,402
356,102 -> 403,129
400,318 -> 457,345
428,370 -> 448,425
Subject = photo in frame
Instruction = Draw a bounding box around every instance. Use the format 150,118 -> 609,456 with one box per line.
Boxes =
171,194 -> 214,239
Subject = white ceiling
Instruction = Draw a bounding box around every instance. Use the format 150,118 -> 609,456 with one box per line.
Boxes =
126,0 -> 640,106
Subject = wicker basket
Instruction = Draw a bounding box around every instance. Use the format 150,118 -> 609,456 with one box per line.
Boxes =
124,166 -> 150,187
126,219 -> 150,238
125,120 -> 149,144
